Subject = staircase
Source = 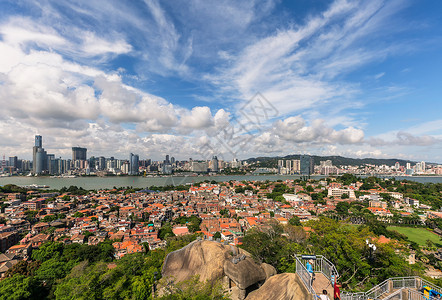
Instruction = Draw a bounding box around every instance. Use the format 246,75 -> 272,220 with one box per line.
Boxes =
294,254 -> 442,300
340,277 -> 442,300
294,254 -> 339,299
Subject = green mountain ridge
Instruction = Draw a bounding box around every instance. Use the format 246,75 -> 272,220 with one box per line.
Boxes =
246,154 -> 426,168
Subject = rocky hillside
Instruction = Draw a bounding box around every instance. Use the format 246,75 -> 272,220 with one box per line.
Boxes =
160,240 -> 309,300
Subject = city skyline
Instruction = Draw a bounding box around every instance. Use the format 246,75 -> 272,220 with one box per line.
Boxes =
0,1 -> 441,162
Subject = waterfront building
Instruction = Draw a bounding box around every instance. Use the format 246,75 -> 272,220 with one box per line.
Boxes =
8,156 -> 17,170
300,155 -> 313,175
72,147 -> 87,161
191,161 -> 208,173
211,156 -> 219,172
35,148 -> 46,174
129,153 -> 139,175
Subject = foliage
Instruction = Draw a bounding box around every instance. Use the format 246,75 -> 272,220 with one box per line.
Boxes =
335,202 -> 350,215
24,210 -> 39,222
73,212 -> 84,218
159,223 -> 176,240
5,261 -> 41,277
0,275 -> 39,300
289,216 -> 301,226
59,186 -> 89,195
0,184 -> 27,194
159,276 -> 229,300
240,217 -> 423,291
172,215 -> 202,232
241,221 -> 287,267
42,214 -> 59,223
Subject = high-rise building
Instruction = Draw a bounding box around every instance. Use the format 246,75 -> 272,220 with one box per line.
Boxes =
211,156 -> 219,172
129,153 -> 139,175
292,160 -> 300,173
72,147 -> 87,161
35,135 -> 42,148
33,135 -> 47,174
35,148 -> 46,174
300,155 -> 313,175
46,154 -> 55,174
8,156 -> 18,170
98,156 -> 106,170
285,160 -> 292,173
191,161 -> 208,173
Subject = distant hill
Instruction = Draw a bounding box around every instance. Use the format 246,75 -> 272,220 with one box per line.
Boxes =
246,154 -> 417,168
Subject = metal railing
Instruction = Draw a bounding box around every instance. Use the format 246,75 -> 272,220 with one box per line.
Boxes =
294,255 -> 321,300
408,289 -> 426,300
294,255 -> 340,300
420,278 -> 442,295
365,279 -> 390,299
384,288 -> 404,300
341,277 -> 442,300
295,255 -> 340,282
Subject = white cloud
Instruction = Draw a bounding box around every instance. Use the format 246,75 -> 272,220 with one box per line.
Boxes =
81,31 -> 132,56
272,116 -> 364,145
180,106 -> 214,129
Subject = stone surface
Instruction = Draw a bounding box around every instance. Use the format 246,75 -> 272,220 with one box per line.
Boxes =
245,273 -> 310,300
162,240 -> 267,291
261,263 -> 277,279
224,257 -> 266,290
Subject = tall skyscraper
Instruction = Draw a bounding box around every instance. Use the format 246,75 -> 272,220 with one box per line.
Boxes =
8,156 -> 17,169
292,160 -> 300,173
35,135 -> 42,148
72,147 -> 87,161
300,155 -> 313,175
129,153 -> 139,175
98,156 -> 106,170
35,148 -> 46,174
33,135 -> 47,174
211,156 -> 219,172
285,160 -> 292,173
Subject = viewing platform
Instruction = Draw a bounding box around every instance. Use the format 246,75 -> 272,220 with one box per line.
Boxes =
294,254 -> 442,300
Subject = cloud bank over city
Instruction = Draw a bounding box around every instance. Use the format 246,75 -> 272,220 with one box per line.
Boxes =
0,0 -> 441,162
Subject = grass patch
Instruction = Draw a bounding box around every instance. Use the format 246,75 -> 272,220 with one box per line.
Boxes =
387,226 -> 442,247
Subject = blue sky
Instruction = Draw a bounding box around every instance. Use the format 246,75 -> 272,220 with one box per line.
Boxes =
0,0 -> 441,162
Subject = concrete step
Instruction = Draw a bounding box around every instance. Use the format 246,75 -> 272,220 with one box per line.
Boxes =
312,273 -> 334,298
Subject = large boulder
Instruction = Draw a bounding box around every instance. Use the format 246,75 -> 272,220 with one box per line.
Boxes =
261,263 -> 277,279
161,240 -> 269,293
223,257 -> 266,290
245,273 -> 310,300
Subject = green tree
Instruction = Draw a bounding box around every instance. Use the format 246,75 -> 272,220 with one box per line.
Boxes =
289,216 -> 301,226
34,258 -> 70,286
213,232 -> 221,240
42,214 -> 58,223
0,275 -> 38,300
5,261 -> 41,277
335,202 -> 350,215
159,224 -> 175,240
32,241 -> 64,262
